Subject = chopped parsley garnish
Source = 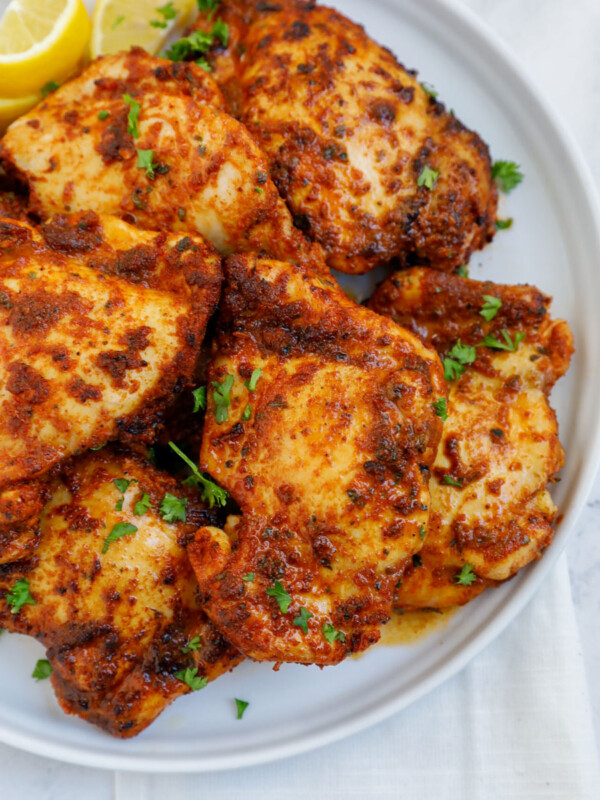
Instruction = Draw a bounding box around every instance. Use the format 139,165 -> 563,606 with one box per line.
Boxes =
480,295 -> 502,322
137,148 -> 159,179
455,264 -> 469,277
112,14 -> 124,30
102,522 -> 138,554
134,493 -> 152,516
175,667 -> 208,691
235,698 -> 249,719
266,581 -> 292,613
419,524 -> 427,540
322,623 -> 346,644
156,2 -> 177,20
242,572 -> 255,582
114,478 -> 131,494
455,563 -> 476,586
192,386 -> 207,413
443,340 -> 476,380
197,57 -> 212,72
165,19 -> 229,61
254,186 -> 264,194
432,397 -> 448,421
150,19 -> 167,28
181,636 -> 201,653
417,165 -> 439,190
168,441 -> 228,508
492,160 -> 523,193
123,93 -> 141,139
197,0 -> 221,13
41,81 -> 60,98
5,579 -> 36,614
293,607 -> 313,634
245,368 -> 262,391
441,474 -> 463,487
495,218 -> 513,230
420,81 -> 438,98
159,493 -> 188,522
32,659 -> 52,681
212,373 -> 234,423
482,330 -> 525,352
242,405 -> 252,421
98,110 -> 110,120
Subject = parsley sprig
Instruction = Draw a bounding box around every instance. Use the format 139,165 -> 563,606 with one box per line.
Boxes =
455,563 -> 476,586
266,581 -> 292,613
323,623 -> 346,644
175,667 -> 208,691
293,607 -> 313,634
480,295 -> 502,322
432,397 -> 448,421
492,160 -> 523,193
159,493 -> 188,522
212,373 -> 234,423
5,579 -> 36,614
102,522 -> 138,553
165,20 -> 229,62
32,659 -> 52,681
192,386 -> 207,412
417,165 -> 439,190
235,698 -> 249,719
168,441 -> 228,508
137,148 -> 159,179
123,93 -> 140,138
482,330 -> 525,352
443,340 -> 476,381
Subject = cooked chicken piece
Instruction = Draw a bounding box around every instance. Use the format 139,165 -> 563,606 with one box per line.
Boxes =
188,255 -> 445,665
192,0 -> 497,274
368,268 -> 573,608
0,448 -> 242,738
0,212 -> 220,561
0,48 -> 324,272
0,190 -> 28,221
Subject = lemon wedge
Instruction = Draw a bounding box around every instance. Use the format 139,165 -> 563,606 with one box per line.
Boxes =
91,0 -> 197,59
0,0 -> 91,98
0,92 -> 40,135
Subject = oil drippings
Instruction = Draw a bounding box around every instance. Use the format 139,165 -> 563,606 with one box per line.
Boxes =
378,607 -> 456,646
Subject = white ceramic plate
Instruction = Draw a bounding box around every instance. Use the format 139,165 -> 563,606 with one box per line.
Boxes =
1,0 -> 599,773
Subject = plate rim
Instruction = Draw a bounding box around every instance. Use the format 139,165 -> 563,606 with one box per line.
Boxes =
1,0 -> 600,772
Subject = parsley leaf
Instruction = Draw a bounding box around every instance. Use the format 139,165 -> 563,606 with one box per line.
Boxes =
495,218 -> 513,230
98,110 -> 110,120
266,581 -> 292,613
211,18 -> 229,46
235,698 -> 249,719
165,19 -> 228,62
102,522 -> 138,554
196,57 -> 212,72
242,572 -> 255,582
123,93 -> 140,138
443,340 -> 477,381
197,0 -> 221,12
212,373 -> 234,423
492,160 -> 524,193
192,386 -> 206,412
168,442 -> 228,508
5,579 -> 36,614
245,368 -> 262,391
322,623 -> 346,644
41,81 -> 60,98
114,478 -> 131,494
417,165 -> 439,190
419,524 -> 427,540
156,1 -> 177,20
480,295 -> 502,322
175,667 -> 208,691
482,330 -> 525,352
137,148 -> 158,179
455,563 -> 476,586
432,397 -> 448,421
442,474 -> 463,487
159,493 -> 188,522
420,82 -> 438,98
181,636 -> 201,653
112,14 -> 124,30
150,19 -> 167,27
242,405 -> 252,421
134,492 -> 152,516
32,659 -> 52,681
293,607 -> 313,634
455,264 -> 469,277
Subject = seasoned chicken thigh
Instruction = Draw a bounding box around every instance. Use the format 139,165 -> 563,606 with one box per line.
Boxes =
0,448 -> 242,737
0,212 -> 220,560
0,48 -> 324,271
192,0 -> 497,273
369,268 -> 573,608
188,255 -> 445,665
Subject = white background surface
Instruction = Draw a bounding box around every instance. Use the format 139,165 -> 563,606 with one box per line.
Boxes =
0,0 -> 599,796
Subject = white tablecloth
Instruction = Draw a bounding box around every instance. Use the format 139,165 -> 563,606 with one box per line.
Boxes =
1,1 -> 599,797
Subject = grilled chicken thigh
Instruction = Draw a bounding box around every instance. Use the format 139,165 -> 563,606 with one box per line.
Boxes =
0,212 -> 220,561
369,268 -> 573,608
0,48 -> 324,271
192,0 -> 497,273
188,255 -> 445,665
0,448 -> 242,737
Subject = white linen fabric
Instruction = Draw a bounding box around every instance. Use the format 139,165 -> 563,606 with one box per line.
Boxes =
0,1 -> 599,798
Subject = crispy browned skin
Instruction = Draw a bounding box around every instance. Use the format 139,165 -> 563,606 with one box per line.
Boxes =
369,268 -> 573,608
188,255 -> 445,664
0,48 -> 325,271
0,212 -> 220,560
192,0 -> 497,273
0,448 -> 242,737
